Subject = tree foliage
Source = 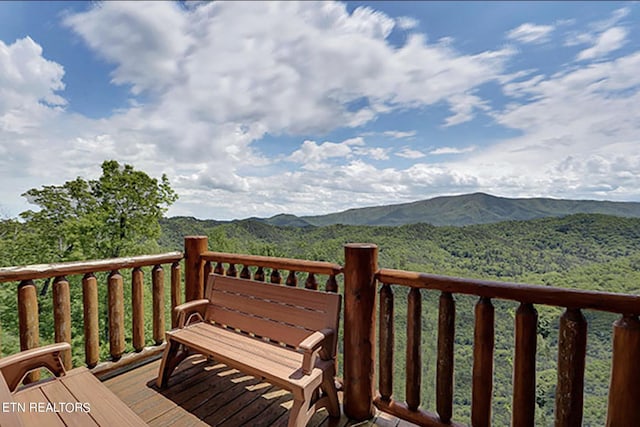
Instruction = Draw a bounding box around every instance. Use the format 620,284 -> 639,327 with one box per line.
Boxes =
19,160 -> 177,261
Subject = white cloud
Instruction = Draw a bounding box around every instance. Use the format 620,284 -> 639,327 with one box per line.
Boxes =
506,23 -> 555,44
383,130 -> 417,139
429,146 -> 476,155
576,27 -> 628,61
396,148 -> 426,159
288,137 -> 364,169
396,16 -> 419,30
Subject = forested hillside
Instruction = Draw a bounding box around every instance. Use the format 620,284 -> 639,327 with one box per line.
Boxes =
160,213 -> 640,425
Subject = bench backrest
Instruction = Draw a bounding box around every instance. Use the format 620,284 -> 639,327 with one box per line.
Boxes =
204,274 -> 342,357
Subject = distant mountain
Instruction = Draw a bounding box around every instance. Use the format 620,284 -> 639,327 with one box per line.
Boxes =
259,193 -> 640,227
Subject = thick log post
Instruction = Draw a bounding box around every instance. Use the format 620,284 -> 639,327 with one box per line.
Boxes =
512,302 -> 538,427
606,315 -> 640,426
343,243 -> 378,421
82,273 -> 99,368
406,287 -> 422,411
131,267 -> 144,352
437,292 -> 455,423
18,280 -> 39,383
108,270 -> 125,361
53,276 -> 72,369
472,297 -> 494,427
184,236 -> 208,302
171,262 -> 181,328
379,283 -> 394,401
152,265 -> 165,345
555,308 -> 587,427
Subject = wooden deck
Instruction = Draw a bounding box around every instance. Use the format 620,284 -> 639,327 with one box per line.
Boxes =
101,355 -> 414,427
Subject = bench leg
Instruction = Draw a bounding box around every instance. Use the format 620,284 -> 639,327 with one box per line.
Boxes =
288,387 -> 314,427
320,370 -> 340,418
156,339 -> 186,388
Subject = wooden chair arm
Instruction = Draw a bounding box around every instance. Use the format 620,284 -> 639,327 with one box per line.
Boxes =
174,299 -> 209,328
0,342 -> 69,392
300,328 -> 334,375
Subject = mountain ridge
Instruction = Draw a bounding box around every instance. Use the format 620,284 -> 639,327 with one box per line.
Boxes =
259,192 -> 640,227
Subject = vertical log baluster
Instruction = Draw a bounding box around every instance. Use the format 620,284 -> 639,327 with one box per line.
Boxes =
213,261 -> 224,275
437,292 -> 455,423
555,308 -> 587,427
379,283 -> 394,401
18,280 -> 39,383
606,314 -> 640,426
53,276 -> 72,370
512,302 -> 538,427
226,263 -> 237,277
131,267 -> 144,352
82,273 -> 99,368
270,269 -> 281,284
406,287 -> 422,411
152,265 -> 165,345
108,270 -> 125,361
171,262 -> 181,328
203,260 -> 212,282
240,265 -> 251,279
326,274 -> 338,293
254,267 -> 265,282
472,297 -> 494,427
286,271 -> 297,287
305,273 -> 318,290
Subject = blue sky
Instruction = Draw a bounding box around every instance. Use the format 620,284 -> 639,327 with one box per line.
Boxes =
1,1 -> 639,220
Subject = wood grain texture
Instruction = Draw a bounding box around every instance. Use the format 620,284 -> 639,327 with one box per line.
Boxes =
606,315 -> 640,426
471,297 -> 494,427
132,268 -> 145,352
406,287 -> 422,411
436,292 -> 455,423
17,280 -> 39,384
108,271 -> 125,361
379,283 -> 394,401
82,274 -> 99,368
512,302 -> 537,427
53,276 -> 72,370
152,265 -> 165,345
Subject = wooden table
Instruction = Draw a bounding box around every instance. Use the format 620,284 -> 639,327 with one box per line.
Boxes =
9,367 -> 147,426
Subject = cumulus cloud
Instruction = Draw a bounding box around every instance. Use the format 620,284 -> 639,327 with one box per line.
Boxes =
396,16 -> 419,30
383,130 -> 417,139
506,23 -> 555,44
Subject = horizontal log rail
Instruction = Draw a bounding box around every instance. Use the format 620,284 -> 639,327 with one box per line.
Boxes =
0,252 -> 183,283
375,267 -> 640,426
201,250 -> 343,292
0,252 -> 183,380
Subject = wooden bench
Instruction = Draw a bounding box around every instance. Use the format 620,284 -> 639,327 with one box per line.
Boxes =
157,274 -> 342,427
0,342 -> 147,427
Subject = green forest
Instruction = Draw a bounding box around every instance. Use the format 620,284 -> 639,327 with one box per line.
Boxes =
158,214 -> 640,426
2,162 -> 640,425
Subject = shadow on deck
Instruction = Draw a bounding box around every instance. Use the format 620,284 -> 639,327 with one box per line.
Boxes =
102,355 -> 414,427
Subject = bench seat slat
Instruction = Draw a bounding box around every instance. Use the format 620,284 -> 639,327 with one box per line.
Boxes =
169,326 -> 322,391
14,388 -> 68,427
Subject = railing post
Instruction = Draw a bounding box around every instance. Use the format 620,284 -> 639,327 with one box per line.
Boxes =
343,243 -> 378,421
606,314 -> 640,426
184,236 -> 208,302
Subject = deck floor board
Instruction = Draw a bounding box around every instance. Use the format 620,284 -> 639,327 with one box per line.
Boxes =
102,355 -> 415,426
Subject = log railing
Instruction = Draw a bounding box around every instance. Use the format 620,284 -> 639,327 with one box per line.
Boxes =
198,251 -> 343,293
371,268 -> 640,427
0,252 -> 183,380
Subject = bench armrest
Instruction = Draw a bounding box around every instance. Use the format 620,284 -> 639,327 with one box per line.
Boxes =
0,342 -> 69,392
300,328 -> 334,375
174,299 -> 209,328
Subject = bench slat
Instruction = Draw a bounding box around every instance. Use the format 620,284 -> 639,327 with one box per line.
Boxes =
14,387 -> 67,427
171,327 -> 321,391
206,303 -> 314,350
209,289 -> 329,332
208,275 -> 340,315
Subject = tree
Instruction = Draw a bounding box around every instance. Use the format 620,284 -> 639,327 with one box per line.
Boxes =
20,160 -> 178,261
